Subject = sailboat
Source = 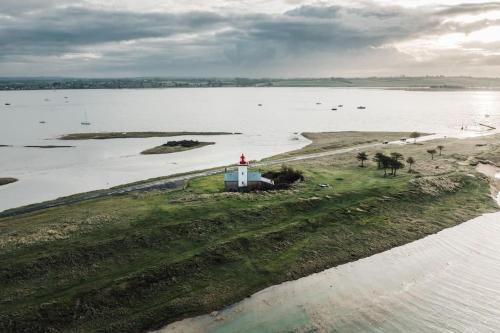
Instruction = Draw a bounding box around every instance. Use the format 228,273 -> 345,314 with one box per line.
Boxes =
81,111 -> 91,125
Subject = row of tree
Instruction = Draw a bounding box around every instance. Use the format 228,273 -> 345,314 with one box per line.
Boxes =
356,144 -> 445,176
427,145 -> 444,160
356,152 -> 414,176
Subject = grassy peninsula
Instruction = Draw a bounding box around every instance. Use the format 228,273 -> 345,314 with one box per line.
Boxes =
141,140 -> 215,155
0,132 -> 498,332
0,178 -> 17,186
268,131 -> 415,160
59,131 -> 238,140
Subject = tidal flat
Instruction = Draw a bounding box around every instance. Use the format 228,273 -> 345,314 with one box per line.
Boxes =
59,131 -> 237,140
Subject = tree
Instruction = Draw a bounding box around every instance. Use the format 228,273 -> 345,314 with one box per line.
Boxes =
406,156 -> 415,172
427,149 -> 437,160
389,158 -> 404,176
373,152 -> 385,169
409,131 -> 421,144
356,152 -> 368,167
390,152 -> 404,161
380,155 -> 391,176
437,145 -> 444,156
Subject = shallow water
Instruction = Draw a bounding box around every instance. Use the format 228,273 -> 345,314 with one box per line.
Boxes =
158,210 -> 500,333
1,87 -> 500,210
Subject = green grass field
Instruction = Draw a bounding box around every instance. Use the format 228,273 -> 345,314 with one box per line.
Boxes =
1,132 -> 498,332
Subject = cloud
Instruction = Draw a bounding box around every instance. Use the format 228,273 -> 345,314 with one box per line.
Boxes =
1,1 -> 500,76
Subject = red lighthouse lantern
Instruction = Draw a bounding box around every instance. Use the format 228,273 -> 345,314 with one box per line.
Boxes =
239,153 -> 247,165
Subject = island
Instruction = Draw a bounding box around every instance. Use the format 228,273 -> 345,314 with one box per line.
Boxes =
141,140 -> 214,155
1,131 -> 499,332
59,131 -> 239,140
0,177 -> 18,186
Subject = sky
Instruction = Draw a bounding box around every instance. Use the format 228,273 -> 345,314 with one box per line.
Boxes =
1,0 -> 500,77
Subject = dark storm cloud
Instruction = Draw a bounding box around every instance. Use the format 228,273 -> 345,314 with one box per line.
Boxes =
0,7 -> 224,56
1,1 -> 500,76
0,0 -> 70,15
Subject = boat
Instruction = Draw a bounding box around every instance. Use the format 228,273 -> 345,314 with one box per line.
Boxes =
338,104 -> 343,107
258,104 -> 262,106
4,103 -> 10,106
331,108 -> 337,111
316,102 -> 322,105
81,111 -> 91,126
39,121 -> 46,124
357,106 -> 366,109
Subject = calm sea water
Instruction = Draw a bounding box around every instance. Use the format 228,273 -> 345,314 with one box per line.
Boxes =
0,87 -> 499,212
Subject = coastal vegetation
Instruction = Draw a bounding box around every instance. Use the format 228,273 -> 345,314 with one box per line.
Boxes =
356,152 -> 368,167
0,132 -> 498,332
59,131 -> 237,140
427,148 -> 437,160
407,157 -> 416,172
0,178 -> 17,186
141,140 -> 215,155
437,145 -> 445,155
262,165 -> 304,188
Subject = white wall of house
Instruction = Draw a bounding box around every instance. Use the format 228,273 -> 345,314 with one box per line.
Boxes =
238,165 -> 248,187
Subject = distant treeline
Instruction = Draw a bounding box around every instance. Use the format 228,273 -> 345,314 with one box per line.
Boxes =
2,76 -> 500,90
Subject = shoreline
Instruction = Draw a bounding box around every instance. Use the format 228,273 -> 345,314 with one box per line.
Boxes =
0,131 -> 424,217
1,131 -> 499,332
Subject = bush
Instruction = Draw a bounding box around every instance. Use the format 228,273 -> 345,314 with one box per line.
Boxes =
162,140 -> 200,147
263,166 -> 304,189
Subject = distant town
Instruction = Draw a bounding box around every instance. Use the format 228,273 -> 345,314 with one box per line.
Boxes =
2,76 -> 500,90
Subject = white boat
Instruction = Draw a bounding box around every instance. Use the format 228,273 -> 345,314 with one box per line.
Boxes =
81,111 -> 91,125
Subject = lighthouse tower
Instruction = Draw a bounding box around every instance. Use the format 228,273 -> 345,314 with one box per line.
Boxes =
238,153 -> 248,188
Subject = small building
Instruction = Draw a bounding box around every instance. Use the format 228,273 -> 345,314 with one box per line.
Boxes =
224,154 -> 274,191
